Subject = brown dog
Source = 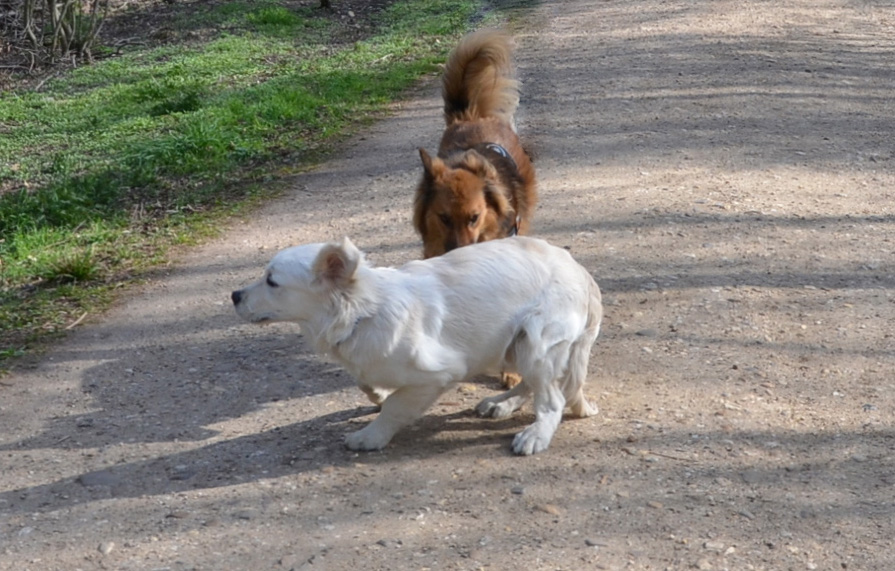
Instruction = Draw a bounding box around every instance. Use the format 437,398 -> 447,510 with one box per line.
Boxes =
413,29 -> 537,259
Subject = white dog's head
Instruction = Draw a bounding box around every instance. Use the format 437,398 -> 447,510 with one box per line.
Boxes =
231,237 -> 364,325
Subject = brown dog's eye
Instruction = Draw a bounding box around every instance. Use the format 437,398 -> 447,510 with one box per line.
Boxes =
266,274 -> 279,288
439,213 -> 452,228
469,213 -> 480,226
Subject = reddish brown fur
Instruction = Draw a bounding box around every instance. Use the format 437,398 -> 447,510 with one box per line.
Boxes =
413,30 -> 537,259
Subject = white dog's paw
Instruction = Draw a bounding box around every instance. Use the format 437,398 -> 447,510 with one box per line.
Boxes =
568,394 -> 598,418
491,400 -> 519,419
475,396 -> 520,419
345,424 -> 392,451
576,399 -> 598,418
475,398 -> 499,418
511,423 -> 555,456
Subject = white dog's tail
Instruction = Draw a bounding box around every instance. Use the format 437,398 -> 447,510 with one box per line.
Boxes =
563,277 -> 602,417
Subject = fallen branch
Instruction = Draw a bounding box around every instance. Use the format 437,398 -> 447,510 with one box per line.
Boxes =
65,311 -> 89,330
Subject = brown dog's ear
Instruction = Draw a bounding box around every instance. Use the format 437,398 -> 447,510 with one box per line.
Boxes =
312,237 -> 362,287
419,148 -> 433,172
484,184 -> 513,221
458,150 -> 498,181
419,148 -> 446,182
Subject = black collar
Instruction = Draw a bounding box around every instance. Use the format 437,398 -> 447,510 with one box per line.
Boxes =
475,143 -> 521,236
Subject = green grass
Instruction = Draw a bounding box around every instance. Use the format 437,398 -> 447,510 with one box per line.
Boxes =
0,0 -> 505,368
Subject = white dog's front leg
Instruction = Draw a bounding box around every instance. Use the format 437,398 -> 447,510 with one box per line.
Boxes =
512,383 -> 565,455
345,384 -> 444,451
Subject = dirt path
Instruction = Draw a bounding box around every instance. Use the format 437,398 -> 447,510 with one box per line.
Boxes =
3,0 -> 894,569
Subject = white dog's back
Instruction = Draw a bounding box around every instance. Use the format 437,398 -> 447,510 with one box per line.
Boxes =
335,238 -> 599,382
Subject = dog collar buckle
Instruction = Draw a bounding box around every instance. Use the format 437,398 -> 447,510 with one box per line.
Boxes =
480,142 -> 518,171
484,142 -> 510,159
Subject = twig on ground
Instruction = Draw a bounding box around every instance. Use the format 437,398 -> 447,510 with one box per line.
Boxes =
65,312 -> 89,330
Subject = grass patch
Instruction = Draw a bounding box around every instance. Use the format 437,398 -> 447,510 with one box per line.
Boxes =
0,0 -> 513,368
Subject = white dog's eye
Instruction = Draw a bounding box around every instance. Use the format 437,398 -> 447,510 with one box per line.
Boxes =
266,274 -> 279,288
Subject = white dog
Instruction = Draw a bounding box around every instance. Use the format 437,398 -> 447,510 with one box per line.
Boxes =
231,236 -> 602,455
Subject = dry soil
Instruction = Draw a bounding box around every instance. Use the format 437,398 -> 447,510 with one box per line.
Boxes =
2,0 -> 894,569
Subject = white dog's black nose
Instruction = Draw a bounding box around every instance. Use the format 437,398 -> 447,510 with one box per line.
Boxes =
231,290 -> 243,305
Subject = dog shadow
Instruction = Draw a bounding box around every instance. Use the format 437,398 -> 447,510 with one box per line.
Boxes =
0,399 -> 545,517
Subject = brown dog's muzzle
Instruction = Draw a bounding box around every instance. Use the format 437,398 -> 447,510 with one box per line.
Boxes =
454,229 -> 478,250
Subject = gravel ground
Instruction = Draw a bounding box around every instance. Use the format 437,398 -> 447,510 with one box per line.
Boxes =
2,0 -> 894,569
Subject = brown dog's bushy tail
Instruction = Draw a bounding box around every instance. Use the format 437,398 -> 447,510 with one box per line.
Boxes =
442,29 -> 519,127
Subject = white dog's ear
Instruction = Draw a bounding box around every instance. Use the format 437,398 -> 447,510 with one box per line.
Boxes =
312,237 -> 362,287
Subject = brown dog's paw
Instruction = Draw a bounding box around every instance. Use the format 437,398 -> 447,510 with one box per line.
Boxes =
501,371 -> 523,388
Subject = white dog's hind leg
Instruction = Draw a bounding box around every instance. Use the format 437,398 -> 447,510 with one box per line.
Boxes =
475,382 -> 531,419
345,384 -> 444,451
511,380 -> 565,456
561,326 -> 599,418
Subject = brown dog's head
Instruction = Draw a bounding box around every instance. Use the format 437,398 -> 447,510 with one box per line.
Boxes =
414,148 -> 515,258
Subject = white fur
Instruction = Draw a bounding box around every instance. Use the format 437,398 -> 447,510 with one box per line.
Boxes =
232,236 -> 602,455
